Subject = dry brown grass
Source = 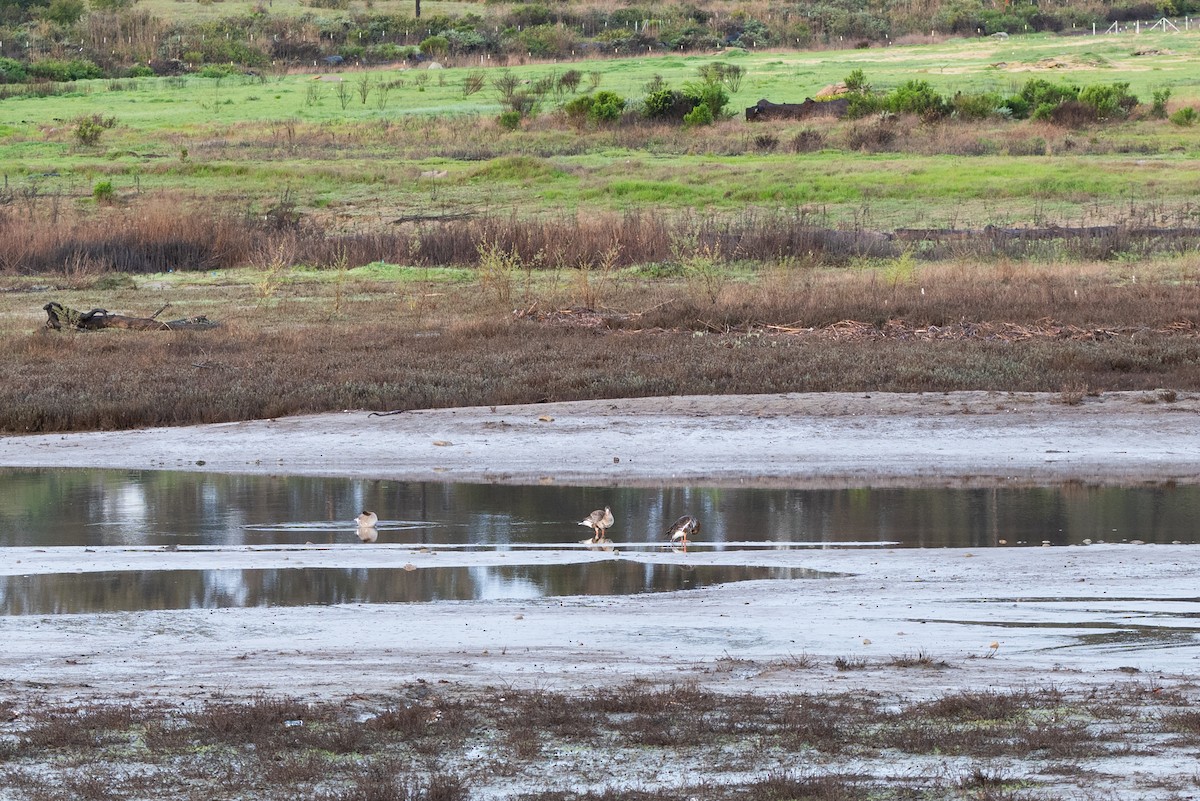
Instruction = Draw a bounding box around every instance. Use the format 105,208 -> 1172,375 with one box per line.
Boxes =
1,255 -> 1199,432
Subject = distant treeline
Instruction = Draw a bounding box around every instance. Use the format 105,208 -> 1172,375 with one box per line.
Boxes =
0,0 -> 1198,78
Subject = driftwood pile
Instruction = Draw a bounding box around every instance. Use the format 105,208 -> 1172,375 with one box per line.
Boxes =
43,302 -> 219,332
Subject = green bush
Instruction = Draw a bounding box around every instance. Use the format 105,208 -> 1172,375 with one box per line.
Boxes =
563,91 -> 626,126
1170,106 -> 1198,127
419,35 -> 450,58
885,79 -> 948,118
29,59 -> 104,82
197,64 -> 239,78
42,0 -> 85,25
1078,81 -> 1137,119
999,94 -> 1031,119
845,92 -> 884,119
589,90 -> 625,122
498,109 -> 522,130
1019,78 -> 1079,108
93,180 -> 115,204
74,114 -> 116,146
1031,102 -> 1059,122
127,64 -> 155,78
369,44 -> 418,63
643,87 -> 697,121
1151,88 -> 1171,119
0,57 -> 28,84
953,91 -> 1003,120
681,79 -> 729,119
683,102 -> 714,126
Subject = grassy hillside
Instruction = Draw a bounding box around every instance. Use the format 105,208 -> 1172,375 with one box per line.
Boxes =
1,32 -> 1199,235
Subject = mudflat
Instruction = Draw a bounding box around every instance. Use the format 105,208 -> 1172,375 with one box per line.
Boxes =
2,390 -> 1198,486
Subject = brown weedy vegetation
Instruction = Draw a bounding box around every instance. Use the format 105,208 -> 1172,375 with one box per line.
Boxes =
1,250 -> 1198,433
1,679 -> 1197,799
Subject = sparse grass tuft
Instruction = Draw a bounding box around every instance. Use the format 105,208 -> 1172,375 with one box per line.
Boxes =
834,656 -> 869,671
888,650 -> 948,668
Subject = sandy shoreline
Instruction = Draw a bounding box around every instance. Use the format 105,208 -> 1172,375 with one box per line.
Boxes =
3,390 -> 1200,487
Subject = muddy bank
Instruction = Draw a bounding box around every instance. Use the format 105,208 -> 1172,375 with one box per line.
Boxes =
2,543 -> 1197,705
2,390 -> 1199,487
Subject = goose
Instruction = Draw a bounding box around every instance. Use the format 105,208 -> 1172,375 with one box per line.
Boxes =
354,510 -> 379,528
667,515 -> 699,546
578,506 -> 614,543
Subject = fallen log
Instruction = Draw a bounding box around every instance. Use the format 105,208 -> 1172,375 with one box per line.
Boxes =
43,302 -> 219,332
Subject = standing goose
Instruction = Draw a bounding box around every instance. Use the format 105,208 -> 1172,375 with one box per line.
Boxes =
667,515 -> 699,547
578,506 -> 614,543
355,510 -> 379,543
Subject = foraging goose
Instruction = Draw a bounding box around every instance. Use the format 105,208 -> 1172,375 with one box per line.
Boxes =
578,506 -> 614,543
667,515 -> 699,546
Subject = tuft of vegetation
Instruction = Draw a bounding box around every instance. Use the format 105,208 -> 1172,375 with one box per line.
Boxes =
563,90 -> 626,128
1170,106 -> 1198,126
72,114 -> 117,147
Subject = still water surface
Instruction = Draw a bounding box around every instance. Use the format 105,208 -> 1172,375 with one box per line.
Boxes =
2,469 -> 1196,614
5,468 -> 1195,549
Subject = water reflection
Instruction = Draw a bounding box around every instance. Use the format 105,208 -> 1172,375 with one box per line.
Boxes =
0,564 -> 825,615
1,469 -> 1197,549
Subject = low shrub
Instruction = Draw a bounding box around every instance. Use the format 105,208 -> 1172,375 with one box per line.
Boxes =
0,57 -> 28,83
1047,100 -> 1100,128
419,35 -> 449,58
886,79 -> 949,118
73,114 -> 117,146
93,180 -> 115,204
1078,81 -> 1138,119
681,78 -> 730,119
952,91 -> 1002,120
846,117 -> 897,150
846,91 -> 885,119
1170,106 -> 1198,126
1020,77 -> 1079,108
999,94 -> 1031,119
643,87 -> 698,121
563,91 -> 625,126
498,109 -> 522,130
790,129 -> 825,152
28,58 -> 104,82
683,102 -> 714,126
